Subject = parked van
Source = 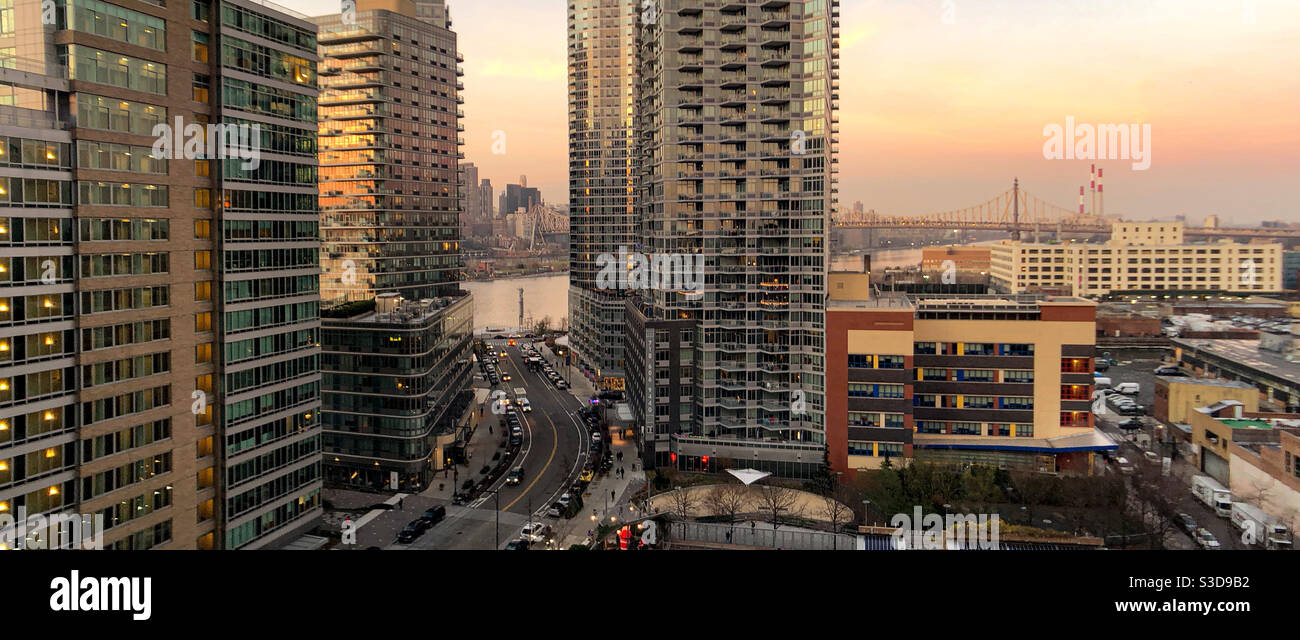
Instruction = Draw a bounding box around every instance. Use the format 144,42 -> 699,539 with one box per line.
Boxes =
1093,376 -> 1113,389
1115,382 -> 1140,395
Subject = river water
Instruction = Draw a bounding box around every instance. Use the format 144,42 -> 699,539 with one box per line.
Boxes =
463,245 -> 967,330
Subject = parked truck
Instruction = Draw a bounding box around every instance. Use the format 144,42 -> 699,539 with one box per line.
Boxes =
1192,475 -> 1234,517
1230,502 -> 1293,549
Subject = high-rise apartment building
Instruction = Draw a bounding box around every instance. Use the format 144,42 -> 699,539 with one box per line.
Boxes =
315,0 -> 474,493
626,0 -> 840,478
567,0 -> 638,390
317,0 -> 464,304
460,161 -> 479,220
0,0 -> 322,550
989,221 -> 1284,296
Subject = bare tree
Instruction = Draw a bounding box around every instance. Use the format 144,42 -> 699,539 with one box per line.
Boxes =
755,483 -> 804,534
666,485 -> 698,520
705,484 -> 748,527
819,485 -> 855,540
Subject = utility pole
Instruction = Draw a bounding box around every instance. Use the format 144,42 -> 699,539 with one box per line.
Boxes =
518,287 -> 524,330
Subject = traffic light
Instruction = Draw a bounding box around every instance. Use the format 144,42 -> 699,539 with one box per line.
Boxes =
701,455 -> 709,467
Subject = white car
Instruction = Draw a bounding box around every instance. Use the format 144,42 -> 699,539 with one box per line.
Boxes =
591,432 -> 601,444
1196,528 -> 1221,549
520,522 -> 551,544
519,399 -> 532,413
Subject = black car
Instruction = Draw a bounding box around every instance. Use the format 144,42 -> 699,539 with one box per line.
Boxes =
451,493 -> 468,506
1176,513 -> 1198,533
421,505 -> 447,525
1118,417 -> 1145,431
1118,404 -> 1146,416
504,538 -> 530,550
1153,366 -> 1185,376
396,519 -> 429,543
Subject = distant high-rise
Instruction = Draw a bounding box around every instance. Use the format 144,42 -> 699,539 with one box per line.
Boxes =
567,0 -> 638,390
500,181 -> 541,216
626,0 -> 840,478
461,162 -> 481,220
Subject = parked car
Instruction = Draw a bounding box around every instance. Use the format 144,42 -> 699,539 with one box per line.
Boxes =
1114,456 -> 1135,474
420,505 -> 447,525
1153,366 -> 1185,376
520,522 -> 551,544
1115,382 -> 1141,395
396,519 -> 429,543
1119,404 -> 1146,416
579,466 -> 594,483
591,432 -> 602,445
451,493 -> 468,506
1142,450 -> 1161,464
1195,528 -> 1221,549
504,538 -> 530,551
1176,513 -> 1198,534
1119,418 -> 1145,431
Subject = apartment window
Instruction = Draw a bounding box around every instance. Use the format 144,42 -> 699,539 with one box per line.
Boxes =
916,421 -> 945,434
195,159 -> 210,177
192,31 -> 210,62
194,188 -> 211,208
958,369 -> 996,382
195,281 -> 211,301
848,412 -> 879,427
847,441 -> 872,456
963,396 -> 995,409
952,422 -> 981,435
195,312 -> 212,332
194,220 -> 211,239
878,443 -> 904,458
195,251 -> 211,270
63,45 -> 167,94
192,73 -> 210,103
1000,343 -> 1034,356
963,343 -> 994,356
914,342 -> 937,355
195,343 -> 212,364
847,354 -> 871,369
192,0 -> 210,22
921,368 -> 948,381
989,423 -> 1011,437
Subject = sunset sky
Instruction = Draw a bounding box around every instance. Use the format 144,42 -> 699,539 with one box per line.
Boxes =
284,0 -> 1300,223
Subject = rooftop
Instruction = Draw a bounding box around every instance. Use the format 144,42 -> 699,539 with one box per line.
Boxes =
1156,376 -> 1256,389
1219,419 -> 1274,430
1173,338 -> 1300,387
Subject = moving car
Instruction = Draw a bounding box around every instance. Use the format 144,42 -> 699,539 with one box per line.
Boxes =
504,538 -> 530,551
501,373 -> 512,382
1195,528 -> 1221,549
1119,403 -> 1146,416
578,466 -> 594,483
1118,417 -> 1145,431
1142,450 -> 1161,464
591,432 -> 601,445
506,467 -> 524,486
519,399 -> 532,413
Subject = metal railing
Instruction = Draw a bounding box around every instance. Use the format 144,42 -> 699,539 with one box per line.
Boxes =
670,521 -> 855,550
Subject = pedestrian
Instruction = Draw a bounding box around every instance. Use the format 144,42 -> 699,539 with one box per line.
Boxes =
611,489 -> 616,501
617,451 -> 623,462
399,497 -> 404,510
726,530 -> 732,543
488,425 -> 492,434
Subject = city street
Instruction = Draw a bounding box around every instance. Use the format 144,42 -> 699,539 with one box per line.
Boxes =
377,340 -> 593,549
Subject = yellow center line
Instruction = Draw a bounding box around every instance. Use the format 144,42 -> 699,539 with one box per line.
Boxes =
501,351 -> 557,513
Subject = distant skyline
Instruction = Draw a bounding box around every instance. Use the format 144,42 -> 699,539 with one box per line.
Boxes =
285,0 -> 1300,223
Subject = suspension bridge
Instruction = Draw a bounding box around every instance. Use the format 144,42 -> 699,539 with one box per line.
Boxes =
833,180 -> 1300,240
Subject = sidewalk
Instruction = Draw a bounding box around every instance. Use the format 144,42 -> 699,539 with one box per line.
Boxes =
554,428 -> 648,548
420,389 -> 509,501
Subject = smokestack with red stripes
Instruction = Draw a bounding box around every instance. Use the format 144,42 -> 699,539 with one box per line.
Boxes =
1097,168 -> 1104,217
1079,186 -> 1085,215
1090,163 -> 1096,216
